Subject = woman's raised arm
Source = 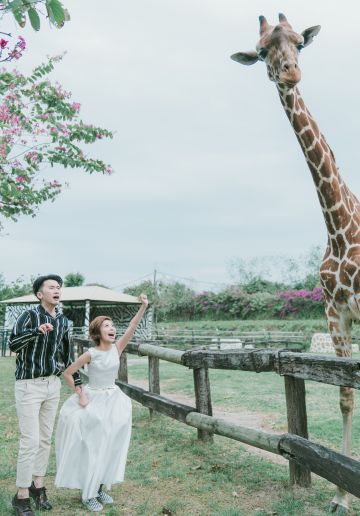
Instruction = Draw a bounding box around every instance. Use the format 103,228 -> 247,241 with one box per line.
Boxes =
116,294 -> 149,355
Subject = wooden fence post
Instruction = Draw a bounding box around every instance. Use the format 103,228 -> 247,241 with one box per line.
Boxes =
193,367 -> 213,442
148,356 -> 160,417
284,375 -> 311,487
77,341 -> 83,358
118,352 -> 128,383
216,328 -> 221,350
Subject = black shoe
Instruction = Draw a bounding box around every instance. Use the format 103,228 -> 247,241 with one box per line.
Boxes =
29,482 -> 52,510
12,495 -> 35,516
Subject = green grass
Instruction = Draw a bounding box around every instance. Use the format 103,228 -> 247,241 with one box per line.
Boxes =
157,318 -> 360,340
156,319 -> 330,333
1,356 -> 360,515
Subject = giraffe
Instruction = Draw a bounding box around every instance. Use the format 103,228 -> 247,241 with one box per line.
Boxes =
231,14 -> 358,515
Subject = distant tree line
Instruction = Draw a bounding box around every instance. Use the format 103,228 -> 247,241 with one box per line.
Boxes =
124,280 -> 324,322
0,247 -> 327,323
124,247 -> 326,321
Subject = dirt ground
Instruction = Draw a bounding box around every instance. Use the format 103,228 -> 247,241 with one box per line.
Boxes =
129,375 -> 287,467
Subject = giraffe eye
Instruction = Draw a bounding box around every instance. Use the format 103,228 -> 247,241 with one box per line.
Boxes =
258,48 -> 268,60
297,43 -> 304,52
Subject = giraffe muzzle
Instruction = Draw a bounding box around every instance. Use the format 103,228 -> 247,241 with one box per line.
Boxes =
279,71 -> 301,88
279,62 -> 301,87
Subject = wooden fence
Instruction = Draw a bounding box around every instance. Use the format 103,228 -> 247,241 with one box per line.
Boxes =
149,329 -> 306,350
79,339 -> 360,498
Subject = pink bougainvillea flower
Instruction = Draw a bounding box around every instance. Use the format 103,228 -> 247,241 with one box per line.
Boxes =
0,143 -> 7,157
9,50 -> 22,60
50,180 -> 61,188
18,36 -> 26,51
16,176 -> 26,183
0,39 -> 8,49
25,151 -> 40,163
0,104 -> 10,121
70,102 -> 81,111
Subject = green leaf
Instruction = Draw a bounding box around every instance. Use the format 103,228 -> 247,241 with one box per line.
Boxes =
28,6 -> 40,31
46,0 -> 65,28
7,0 -> 23,10
13,7 -> 26,28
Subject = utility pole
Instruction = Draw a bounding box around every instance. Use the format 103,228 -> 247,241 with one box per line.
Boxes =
153,269 -> 157,326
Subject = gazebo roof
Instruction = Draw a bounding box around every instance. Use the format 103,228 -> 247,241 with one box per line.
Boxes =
0,285 -> 140,304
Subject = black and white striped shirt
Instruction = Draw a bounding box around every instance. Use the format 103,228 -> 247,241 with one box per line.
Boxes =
9,304 -> 81,385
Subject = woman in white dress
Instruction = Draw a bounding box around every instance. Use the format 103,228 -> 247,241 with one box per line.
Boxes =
55,294 -> 148,512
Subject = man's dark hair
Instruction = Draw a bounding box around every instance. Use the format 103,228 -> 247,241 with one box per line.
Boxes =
33,275 -> 63,298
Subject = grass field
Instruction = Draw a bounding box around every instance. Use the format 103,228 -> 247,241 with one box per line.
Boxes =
1,355 -> 360,515
156,318 -> 360,339
155,319 -> 330,334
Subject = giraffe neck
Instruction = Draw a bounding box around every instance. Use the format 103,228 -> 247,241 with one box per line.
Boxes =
277,85 -> 357,243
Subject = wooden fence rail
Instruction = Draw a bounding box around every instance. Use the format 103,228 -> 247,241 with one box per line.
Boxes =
148,329 -> 307,350
73,338 -> 360,499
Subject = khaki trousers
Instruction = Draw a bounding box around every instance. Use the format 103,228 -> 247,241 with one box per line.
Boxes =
14,375 -> 61,488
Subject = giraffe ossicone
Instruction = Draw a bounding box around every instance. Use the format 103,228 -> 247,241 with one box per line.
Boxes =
231,14 -> 358,514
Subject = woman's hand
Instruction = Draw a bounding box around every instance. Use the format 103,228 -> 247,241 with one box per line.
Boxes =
78,392 -> 89,407
139,293 -> 149,307
75,385 -> 83,395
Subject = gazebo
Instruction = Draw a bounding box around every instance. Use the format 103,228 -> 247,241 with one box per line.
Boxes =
1,285 -> 152,339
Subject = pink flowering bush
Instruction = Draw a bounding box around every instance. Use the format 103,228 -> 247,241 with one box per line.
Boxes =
192,287 -> 324,321
278,288 -> 324,318
194,287 -> 284,320
0,56 -> 113,228
124,279 -> 326,322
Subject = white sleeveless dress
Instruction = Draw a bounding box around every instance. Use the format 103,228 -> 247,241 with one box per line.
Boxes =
55,345 -> 132,500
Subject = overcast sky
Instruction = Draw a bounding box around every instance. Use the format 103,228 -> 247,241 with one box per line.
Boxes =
1,0 -> 360,291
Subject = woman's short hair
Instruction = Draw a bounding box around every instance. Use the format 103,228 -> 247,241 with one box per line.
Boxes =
89,316 -> 113,345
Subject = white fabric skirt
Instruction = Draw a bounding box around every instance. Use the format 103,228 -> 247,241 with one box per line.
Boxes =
55,385 -> 132,500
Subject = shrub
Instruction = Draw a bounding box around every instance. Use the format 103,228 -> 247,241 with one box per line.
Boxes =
278,288 -> 324,319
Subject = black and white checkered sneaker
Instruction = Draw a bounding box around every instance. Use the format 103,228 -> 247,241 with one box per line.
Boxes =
97,487 -> 114,505
82,497 -> 103,512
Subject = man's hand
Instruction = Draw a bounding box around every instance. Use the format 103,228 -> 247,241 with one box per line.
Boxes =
38,323 -> 53,334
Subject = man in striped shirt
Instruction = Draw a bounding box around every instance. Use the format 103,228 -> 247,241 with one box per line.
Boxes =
10,274 -> 83,516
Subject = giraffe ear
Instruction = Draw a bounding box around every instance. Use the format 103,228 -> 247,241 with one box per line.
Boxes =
301,25 -> 321,47
231,51 -> 259,66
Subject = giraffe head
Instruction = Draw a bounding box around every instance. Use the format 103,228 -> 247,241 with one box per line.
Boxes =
231,14 -> 320,89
